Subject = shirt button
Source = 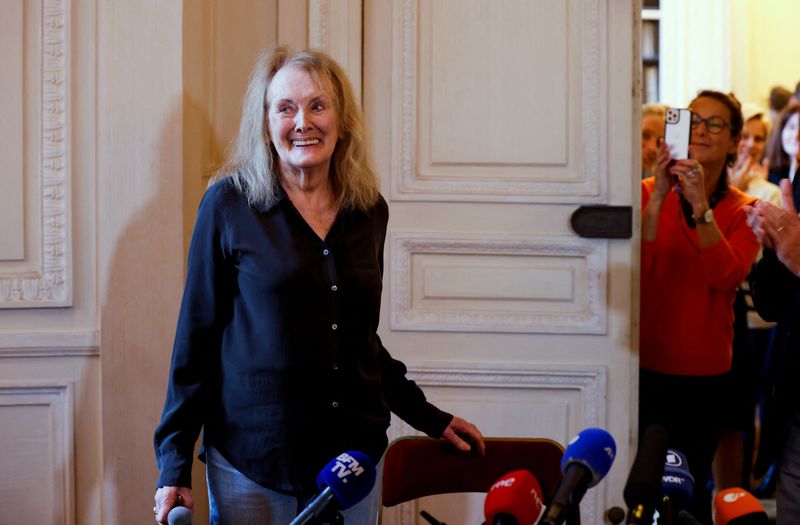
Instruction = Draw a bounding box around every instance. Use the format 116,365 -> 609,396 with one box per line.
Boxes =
323,249 -> 330,256
331,401 -> 339,408
331,324 -> 338,330
331,285 -> 338,291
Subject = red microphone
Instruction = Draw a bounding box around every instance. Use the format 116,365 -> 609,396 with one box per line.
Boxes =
483,469 -> 544,525
712,487 -> 769,525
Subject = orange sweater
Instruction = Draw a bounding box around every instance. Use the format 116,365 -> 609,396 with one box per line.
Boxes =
640,178 -> 759,375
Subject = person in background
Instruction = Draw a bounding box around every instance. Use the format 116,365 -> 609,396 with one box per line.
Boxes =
766,102 -> 800,189
714,111 -> 781,492
746,172 -> 800,522
729,112 -> 780,204
642,103 -> 667,178
640,90 -> 759,523
791,81 -> 800,106
152,46 -> 484,525
768,85 -> 792,124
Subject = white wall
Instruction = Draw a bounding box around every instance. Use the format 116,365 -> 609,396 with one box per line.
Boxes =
660,0 -> 800,113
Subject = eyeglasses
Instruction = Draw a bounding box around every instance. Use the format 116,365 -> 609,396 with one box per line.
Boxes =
690,114 -> 730,134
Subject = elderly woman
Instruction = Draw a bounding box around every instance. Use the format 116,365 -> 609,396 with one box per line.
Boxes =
152,47 -> 484,524
747,101 -> 800,522
639,90 -> 759,522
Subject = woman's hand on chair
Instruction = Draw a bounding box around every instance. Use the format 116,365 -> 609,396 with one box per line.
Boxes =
441,416 -> 485,456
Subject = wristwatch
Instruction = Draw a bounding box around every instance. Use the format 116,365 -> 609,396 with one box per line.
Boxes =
694,208 -> 714,224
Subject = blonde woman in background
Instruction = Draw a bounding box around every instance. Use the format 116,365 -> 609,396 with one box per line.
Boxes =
729,111 -> 781,206
642,103 -> 667,178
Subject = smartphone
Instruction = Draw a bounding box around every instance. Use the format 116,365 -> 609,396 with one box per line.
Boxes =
664,107 -> 691,160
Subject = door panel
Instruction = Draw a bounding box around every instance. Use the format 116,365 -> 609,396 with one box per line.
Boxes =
364,1 -> 637,522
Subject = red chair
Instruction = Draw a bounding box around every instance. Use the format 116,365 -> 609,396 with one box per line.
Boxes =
381,436 -> 564,510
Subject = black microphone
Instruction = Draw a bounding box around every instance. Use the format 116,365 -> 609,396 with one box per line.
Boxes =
167,506 -> 192,525
538,428 -> 617,525
623,425 -> 669,525
290,451 -> 376,525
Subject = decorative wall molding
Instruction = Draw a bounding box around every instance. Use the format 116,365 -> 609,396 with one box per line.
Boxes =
0,331 -> 99,358
389,233 -> 607,334
390,0 -> 606,203
0,0 -> 72,308
308,0 -> 331,49
383,364 -> 607,525
0,380 -> 75,525
308,0 -> 362,101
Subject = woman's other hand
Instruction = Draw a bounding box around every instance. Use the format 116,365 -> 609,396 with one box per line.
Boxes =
670,156 -> 708,218
441,416 -> 486,456
154,486 -> 193,524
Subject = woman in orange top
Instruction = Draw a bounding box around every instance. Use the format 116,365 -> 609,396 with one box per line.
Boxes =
639,90 -> 759,523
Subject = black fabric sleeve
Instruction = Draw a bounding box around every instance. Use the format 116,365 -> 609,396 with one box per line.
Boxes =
370,195 -> 453,437
750,248 -> 800,322
153,185 -> 232,488
377,336 -> 453,437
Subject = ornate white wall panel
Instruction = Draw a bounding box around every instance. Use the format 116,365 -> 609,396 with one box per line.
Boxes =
390,233 -> 607,334
383,365 -> 607,525
308,0 -> 362,101
0,0 -> 72,308
0,0 -> 25,261
0,381 -> 74,525
390,0 -> 606,202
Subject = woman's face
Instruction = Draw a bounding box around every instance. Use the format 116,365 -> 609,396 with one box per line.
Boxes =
738,118 -> 767,162
781,112 -> 800,159
266,65 -> 341,177
688,97 -> 738,167
641,114 -> 664,172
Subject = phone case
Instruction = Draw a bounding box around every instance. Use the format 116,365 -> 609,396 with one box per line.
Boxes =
664,108 -> 691,160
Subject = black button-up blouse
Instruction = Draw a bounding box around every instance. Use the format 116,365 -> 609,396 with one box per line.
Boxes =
154,179 -> 451,495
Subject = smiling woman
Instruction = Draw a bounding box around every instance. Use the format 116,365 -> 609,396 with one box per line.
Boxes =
151,47 -> 485,525
639,90 -> 759,523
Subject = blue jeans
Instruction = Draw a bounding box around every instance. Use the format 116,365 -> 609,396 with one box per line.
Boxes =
205,446 -> 383,525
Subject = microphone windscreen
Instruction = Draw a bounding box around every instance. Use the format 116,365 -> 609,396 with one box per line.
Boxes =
713,488 -> 769,525
623,424 -> 669,509
483,470 -> 544,525
661,449 -> 694,507
560,427 -> 617,486
167,506 -> 193,525
316,451 -> 376,510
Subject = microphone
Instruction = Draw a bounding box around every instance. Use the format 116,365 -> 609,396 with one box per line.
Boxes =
623,424 -> 669,525
538,427 -> 617,525
167,506 -> 193,525
483,469 -> 544,525
659,449 -> 694,525
289,451 -> 377,525
712,487 -> 769,525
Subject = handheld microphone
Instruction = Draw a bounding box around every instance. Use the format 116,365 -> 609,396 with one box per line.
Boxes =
712,487 -> 769,525
167,506 -> 193,525
483,469 -> 544,525
289,451 -> 376,525
659,449 -> 694,525
538,427 -> 617,525
623,424 -> 669,525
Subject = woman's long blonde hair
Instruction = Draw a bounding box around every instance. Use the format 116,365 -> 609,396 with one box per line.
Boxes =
211,46 -> 380,211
